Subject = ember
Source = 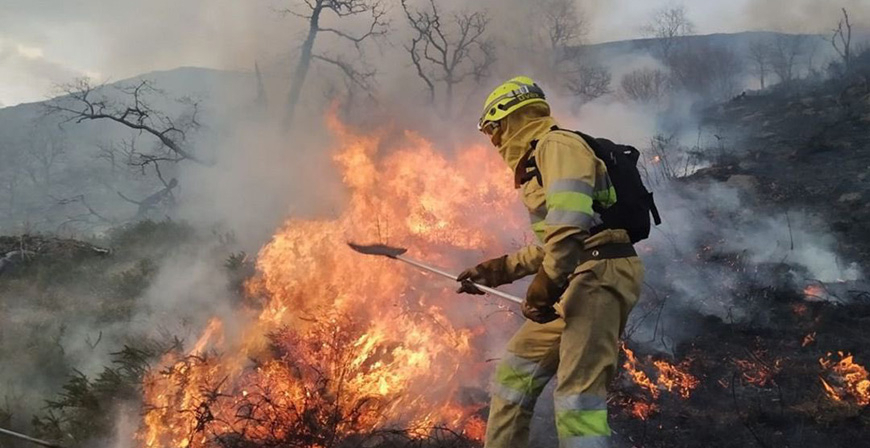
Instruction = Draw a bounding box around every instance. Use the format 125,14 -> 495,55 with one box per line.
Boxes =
734,353 -> 782,387
802,331 -> 817,347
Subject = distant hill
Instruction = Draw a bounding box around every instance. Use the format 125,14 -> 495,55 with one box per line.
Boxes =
584,31 -> 827,59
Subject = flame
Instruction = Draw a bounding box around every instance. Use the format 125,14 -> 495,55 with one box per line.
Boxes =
620,344 -> 699,419
654,359 -> 700,399
622,344 -> 659,400
138,111 -> 528,446
819,352 -> 870,406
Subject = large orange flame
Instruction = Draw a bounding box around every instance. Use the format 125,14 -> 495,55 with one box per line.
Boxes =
139,112 -> 528,446
820,352 -> 870,406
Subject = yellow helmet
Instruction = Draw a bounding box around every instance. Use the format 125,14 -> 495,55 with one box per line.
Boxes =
478,76 -> 547,130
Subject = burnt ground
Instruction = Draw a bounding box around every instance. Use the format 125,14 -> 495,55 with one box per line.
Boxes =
523,70 -> 870,447
610,275 -> 870,448
698,73 -> 870,262
602,75 -> 870,447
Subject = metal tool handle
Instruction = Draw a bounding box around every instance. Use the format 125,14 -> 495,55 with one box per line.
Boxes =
396,255 -> 524,304
0,427 -> 64,448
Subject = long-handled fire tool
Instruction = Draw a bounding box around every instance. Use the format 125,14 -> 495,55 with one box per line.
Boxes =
347,242 -> 524,305
0,426 -> 64,448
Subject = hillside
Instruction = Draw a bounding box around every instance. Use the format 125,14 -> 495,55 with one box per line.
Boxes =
1,31 -> 869,448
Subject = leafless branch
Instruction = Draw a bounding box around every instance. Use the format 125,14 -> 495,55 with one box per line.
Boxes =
401,0 -> 495,113
283,0 -> 389,126
832,8 -> 853,73
312,54 -> 377,92
643,5 -> 695,60
538,0 -> 587,67
748,39 -> 773,89
620,68 -> 670,104
317,2 -> 388,49
564,62 -> 612,105
769,34 -> 809,85
44,78 -> 207,165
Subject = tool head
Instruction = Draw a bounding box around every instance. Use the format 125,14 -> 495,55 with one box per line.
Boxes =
347,242 -> 408,259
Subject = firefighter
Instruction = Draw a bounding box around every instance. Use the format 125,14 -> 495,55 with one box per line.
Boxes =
458,76 -> 645,448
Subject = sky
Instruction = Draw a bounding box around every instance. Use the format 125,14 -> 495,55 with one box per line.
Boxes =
0,0 -> 867,107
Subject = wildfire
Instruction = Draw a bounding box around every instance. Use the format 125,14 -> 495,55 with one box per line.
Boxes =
621,344 -> 699,419
819,352 -> 870,406
138,111 -> 527,446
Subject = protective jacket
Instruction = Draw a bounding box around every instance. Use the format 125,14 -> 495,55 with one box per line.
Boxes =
484,104 -> 644,448
496,104 -> 620,287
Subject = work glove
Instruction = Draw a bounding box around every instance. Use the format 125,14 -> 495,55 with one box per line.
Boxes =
522,268 -> 565,324
456,255 -> 510,295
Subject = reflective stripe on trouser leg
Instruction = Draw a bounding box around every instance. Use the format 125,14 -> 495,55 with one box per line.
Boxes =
491,353 -> 555,409
553,256 -> 644,448
554,393 -> 611,447
487,318 -> 563,448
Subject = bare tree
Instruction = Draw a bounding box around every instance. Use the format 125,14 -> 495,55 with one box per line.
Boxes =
402,0 -> 496,114
282,0 -> 388,127
748,39 -> 773,89
531,0 -> 607,106
23,127 -> 66,188
118,178 -> 179,220
538,0 -> 587,68
832,8 -> 854,74
769,34 -> 809,85
44,79 -> 202,220
643,5 -> 696,61
45,79 -> 203,167
564,63 -> 612,104
620,68 -> 671,104
669,42 -> 744,100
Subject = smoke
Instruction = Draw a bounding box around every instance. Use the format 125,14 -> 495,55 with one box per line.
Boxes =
739,0 -> 870,34
1,1 -> 868,446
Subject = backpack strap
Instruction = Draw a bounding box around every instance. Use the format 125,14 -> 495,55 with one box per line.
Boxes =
649,193 -> 662,225
514,145 -> 541,188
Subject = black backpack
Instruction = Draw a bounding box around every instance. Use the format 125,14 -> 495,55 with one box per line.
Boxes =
522,127 -> 662,243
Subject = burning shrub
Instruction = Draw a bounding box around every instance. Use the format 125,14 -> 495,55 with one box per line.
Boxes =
137,113 -> 520,447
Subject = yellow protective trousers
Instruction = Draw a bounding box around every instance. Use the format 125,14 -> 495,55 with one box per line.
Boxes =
484,255 -> 644,448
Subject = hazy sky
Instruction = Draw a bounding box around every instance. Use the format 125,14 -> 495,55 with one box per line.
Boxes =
0,0 -> 867,107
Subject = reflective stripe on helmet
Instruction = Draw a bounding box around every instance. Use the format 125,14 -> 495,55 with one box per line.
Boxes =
479,77 -> 548,129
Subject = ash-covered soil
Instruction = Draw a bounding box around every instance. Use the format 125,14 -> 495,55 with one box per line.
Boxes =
526,72 -> 870,448
607,75 -> 870,447
698,71 -> 870,262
